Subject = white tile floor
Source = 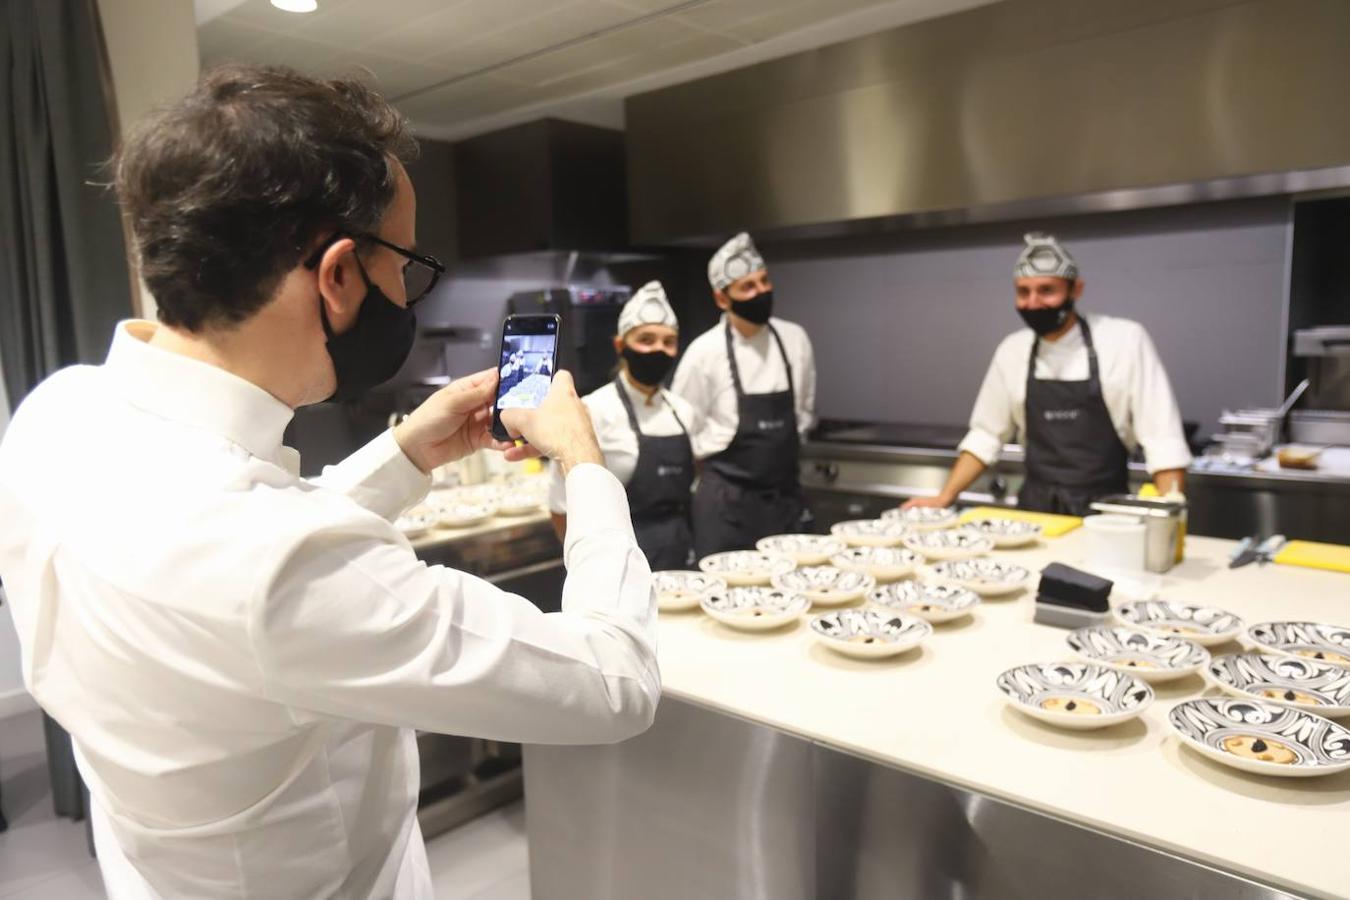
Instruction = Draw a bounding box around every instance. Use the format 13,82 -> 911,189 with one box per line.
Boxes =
0,709 -> 531,899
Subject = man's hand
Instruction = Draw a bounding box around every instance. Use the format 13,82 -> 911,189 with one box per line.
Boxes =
499,371 -> 603,476
901,494 -> 954,510
393,368 -> 514,474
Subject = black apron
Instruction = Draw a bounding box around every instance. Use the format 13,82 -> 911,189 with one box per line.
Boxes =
614,378 -> 696,570
1019,316 -> 1130,516
692,321 -> 806,558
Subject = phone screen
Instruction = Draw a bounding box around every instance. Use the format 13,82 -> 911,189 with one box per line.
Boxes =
491,314 -> 560,441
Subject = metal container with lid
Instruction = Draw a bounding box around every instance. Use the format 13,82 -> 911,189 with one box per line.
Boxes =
1087,495 -> 1187,573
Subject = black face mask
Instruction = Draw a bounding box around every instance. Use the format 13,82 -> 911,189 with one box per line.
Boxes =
1017,298 -> 1076,337
622,346 -> 675,387
320,257 -> 417,401
729,289 -> 773,326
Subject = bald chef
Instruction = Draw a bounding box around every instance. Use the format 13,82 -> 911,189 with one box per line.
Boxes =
550,282 -> 701,569
907,232 -> 1191,516
673,232 -> 817,557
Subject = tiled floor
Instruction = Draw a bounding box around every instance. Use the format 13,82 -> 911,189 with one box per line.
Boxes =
0,710 -> 531,899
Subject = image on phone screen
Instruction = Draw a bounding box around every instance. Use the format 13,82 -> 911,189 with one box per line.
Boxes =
492,315 -> 559,441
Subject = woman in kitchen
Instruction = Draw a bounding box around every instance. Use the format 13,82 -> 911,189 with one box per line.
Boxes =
906,231 -> 1192,516
549,281 -> 701,569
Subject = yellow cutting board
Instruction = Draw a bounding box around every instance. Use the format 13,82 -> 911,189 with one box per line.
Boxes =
958,506 -> 1083,537
1274,540 -> 1350,574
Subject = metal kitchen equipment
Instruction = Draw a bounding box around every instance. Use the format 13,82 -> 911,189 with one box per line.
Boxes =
508,285 -> 631,397
1088,496 -> 1187,573
1290,326 -> 1350,445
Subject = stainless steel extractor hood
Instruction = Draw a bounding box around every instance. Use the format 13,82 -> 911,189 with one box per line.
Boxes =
625,0 -> 1350,244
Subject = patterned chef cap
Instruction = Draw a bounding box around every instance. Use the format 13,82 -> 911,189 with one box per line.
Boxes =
707,232 -> 766,291
1014,232 -> 1079,281
617,280 -> 678,336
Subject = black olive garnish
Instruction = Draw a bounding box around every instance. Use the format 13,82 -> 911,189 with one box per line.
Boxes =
1251,739 -> 1269,753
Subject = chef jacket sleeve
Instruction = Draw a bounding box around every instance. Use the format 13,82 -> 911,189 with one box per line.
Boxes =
253,463 -> 660,745
1128,326 -> 1193,475
957,352 -> 1016,466
308,429 -> 431,521
797,329 -> 817,439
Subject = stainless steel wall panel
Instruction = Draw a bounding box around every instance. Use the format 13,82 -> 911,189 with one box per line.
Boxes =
626,0 -> 1350,243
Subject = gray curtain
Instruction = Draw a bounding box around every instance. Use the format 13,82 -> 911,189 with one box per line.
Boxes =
0,0 -> 132,834
0,0 -> 133,408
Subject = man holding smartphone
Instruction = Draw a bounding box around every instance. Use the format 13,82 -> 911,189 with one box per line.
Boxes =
0,65 -> 658,899
673,232 -> 818,557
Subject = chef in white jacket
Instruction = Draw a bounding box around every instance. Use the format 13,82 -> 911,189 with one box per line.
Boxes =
549,281 -> 701,569
907,232 -> 1191,516
0,65 -> 658,900
673,232 -> 817,557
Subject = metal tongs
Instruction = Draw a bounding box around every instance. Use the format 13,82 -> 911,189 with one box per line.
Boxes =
1229,534 -> 1287,569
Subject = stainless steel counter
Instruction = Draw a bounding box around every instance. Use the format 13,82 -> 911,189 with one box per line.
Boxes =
800,440 -> 1350,542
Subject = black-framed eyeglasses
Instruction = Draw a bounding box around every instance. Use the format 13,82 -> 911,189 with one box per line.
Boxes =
305,232 -> 446,306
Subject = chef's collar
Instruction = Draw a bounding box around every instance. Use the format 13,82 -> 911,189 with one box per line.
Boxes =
106,320 -> 295,461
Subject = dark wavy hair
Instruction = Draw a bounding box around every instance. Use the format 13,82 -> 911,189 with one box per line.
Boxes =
114,65 -> 418,332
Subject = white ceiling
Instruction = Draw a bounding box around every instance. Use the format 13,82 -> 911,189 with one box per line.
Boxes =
197,0 -> 998,141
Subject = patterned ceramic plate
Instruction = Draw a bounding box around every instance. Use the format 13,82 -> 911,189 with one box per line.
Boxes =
1208,653 -> 1350,717
1066,626 -> 1210,683
756,534 -> 847,565
1246,621 -> 1350,667
1114,600 -> 1244,646
701,587 -> 810,631
829,519 -> 909,548
882,505 -> 960,531
771,566 -> 876,606
997,663 -> 1154,730
929,559 -> 1031,597
436,503 -> 496,529
698,551 -> 797,586
395,509 -> 439,538
810,609 -> 931,659
959,518 -> 1043,548
1168,698 -> 1350,777
829,547 -> 922,582
652,571 -> 727,612
868,581 -> 980,623
903,530 -> 994,561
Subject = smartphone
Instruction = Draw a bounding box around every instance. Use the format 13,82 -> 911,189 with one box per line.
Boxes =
491,314 -> 561,442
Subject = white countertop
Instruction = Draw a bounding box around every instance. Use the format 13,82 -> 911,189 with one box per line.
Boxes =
656,533 -> 1350,899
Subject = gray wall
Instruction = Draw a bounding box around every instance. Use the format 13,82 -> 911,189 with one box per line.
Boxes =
764,198 -> 1292,438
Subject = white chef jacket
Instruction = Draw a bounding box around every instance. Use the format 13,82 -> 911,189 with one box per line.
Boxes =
957,313 -> 1193,475
0,321 -> 660,900
548,376 -> 701,515
671,315 -> 816,458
